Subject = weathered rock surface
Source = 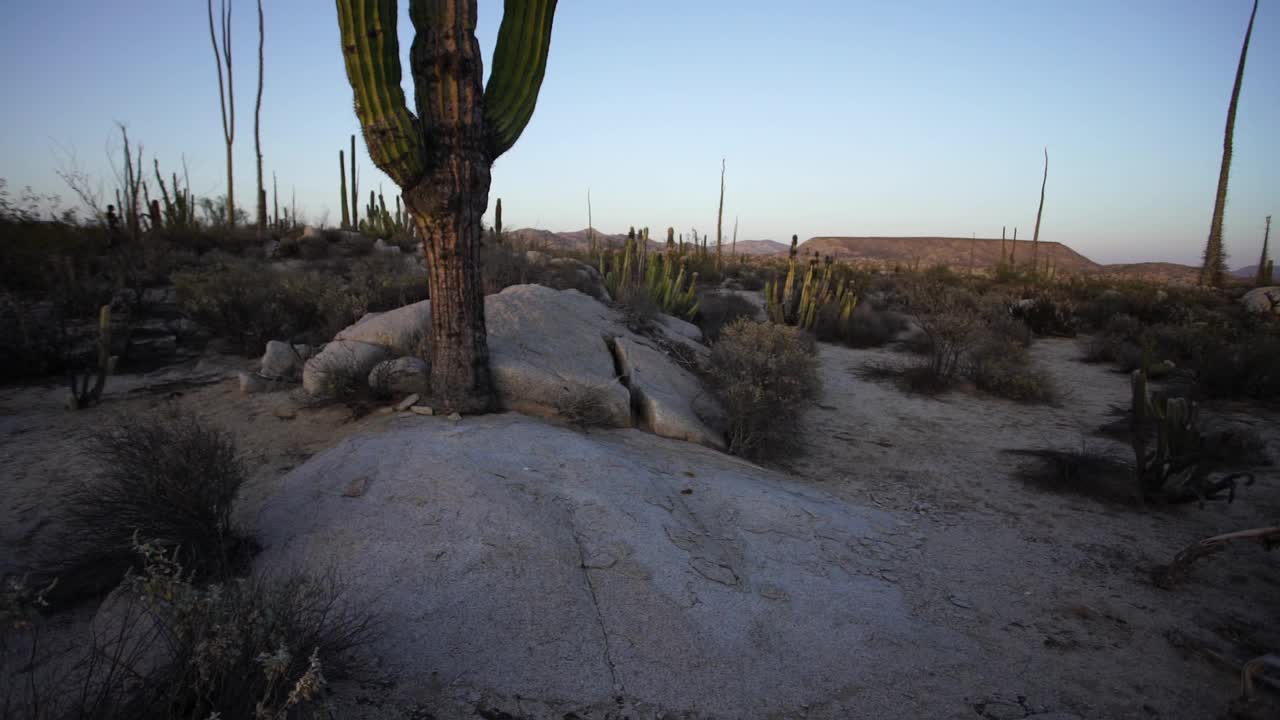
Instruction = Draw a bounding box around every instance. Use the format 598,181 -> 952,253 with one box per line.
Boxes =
1241,286 -> 1280,316
613,336 -> 724,448
301,340 -> 392,396
260,340 -> 314,380
302,285 -> 723,447
368,356 -> 429,396
334,299 -> 432,356
254,414 -> 968,719
485,285 -> 631,427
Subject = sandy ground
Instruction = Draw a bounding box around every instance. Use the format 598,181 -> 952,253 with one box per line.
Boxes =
789,338 -> 1280,719
1,337 -> 1277,719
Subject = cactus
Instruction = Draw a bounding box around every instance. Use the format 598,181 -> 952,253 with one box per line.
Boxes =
152,159 -> 196,232
1202,0 -> 1258,288
67,305 -> 115,410
339,150 -> 351,229
602,226 -> 698,318
1130,362 -> 1249,505
337,0 -> 558,410
1257,215 -> 1272,286
494,197 -> 503,241
766,248 -> 860,338
349,134 -> 359,231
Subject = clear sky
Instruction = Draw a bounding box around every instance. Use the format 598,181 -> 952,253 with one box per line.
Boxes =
1,1 -> 1276,266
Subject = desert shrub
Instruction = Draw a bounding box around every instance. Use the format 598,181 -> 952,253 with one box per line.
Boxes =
841,303 -> 909,348
710,319 -> 820,459
349,254 -> 427,313
49,409 -> 251,602
695,292 -> 759,342
615,285 -> 662,331
555,385 -> 617,429
1194,332 -> 1280,401
1007,445 -> 1137,504
905,284 -> 982,388
482,241 -> 536,294
3,544 -> 373,720
1080,314 -> 1143,366
1011,294 -> 1076,337
174,261 -> 365,353
965,334 -> 1056,403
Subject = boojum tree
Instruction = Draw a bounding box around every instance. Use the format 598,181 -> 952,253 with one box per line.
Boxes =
336,0 -> 557,411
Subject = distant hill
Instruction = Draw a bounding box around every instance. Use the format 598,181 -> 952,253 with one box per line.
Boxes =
1233,264 -> 1261,279
1097,262 -> 1202,284
733,239 -> 791,256
506,228 -> 663,253
797,236 -> 1101,274
500,228 -> 1220,283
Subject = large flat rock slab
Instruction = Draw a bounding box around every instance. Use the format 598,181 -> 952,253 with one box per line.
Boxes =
253,414 -> 972,718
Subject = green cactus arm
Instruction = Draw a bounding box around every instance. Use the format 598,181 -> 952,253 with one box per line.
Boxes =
483,0 -> 558,159
336,0 -> 425,187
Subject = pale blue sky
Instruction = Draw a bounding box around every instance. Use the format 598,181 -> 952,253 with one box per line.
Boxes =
1,1 -> 1276,265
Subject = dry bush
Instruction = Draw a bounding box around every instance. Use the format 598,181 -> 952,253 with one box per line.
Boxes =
45,408 -> 251,604
710,319 -> 820,459
695,292 -> 760,342
481,241 -> 535,294
174,257 -> 411,353
905,284 -> 982,389
555,385 -> 617,429
964,334 -> 1057,403
615,285 -> 662,332
840,303 -> 909,348
1006,444 -> 1137,505
1011,294 -> 1076,337
3,544 -> 374,720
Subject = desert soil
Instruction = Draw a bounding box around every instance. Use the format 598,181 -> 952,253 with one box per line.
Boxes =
1,337 -> 1277,719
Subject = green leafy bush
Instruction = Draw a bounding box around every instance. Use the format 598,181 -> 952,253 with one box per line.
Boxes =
710,319 -> 820,459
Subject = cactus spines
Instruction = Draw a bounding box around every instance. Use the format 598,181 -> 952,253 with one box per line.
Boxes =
336,0 -> 558,411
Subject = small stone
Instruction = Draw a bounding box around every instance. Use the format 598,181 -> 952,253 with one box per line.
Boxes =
447,412 -> 462,421
411,406 -> 434,416
396,394 -> 421,412
238,371 -> 270,395
342,477 -> 369,498
272,407 -> 297,420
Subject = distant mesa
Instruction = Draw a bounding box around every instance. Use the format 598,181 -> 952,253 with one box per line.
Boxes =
502,229 -> 1205,281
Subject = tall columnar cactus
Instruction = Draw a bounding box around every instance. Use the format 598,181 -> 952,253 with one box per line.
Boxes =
1201,0 -> 1258,288
336,0 -> 558,411
494,197 -> 503,240
1257,215 -> 1272,287
349,134 -> 359,231
339,149 -> 351,229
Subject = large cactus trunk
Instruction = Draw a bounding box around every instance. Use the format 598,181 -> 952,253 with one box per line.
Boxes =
337,0 -> 556,412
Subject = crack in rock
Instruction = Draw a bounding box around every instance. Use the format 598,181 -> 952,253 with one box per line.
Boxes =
560,499 -> 623,693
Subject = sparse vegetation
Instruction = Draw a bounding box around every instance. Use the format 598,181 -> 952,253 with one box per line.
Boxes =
47,408 -> 252,603
710,319 -> 819,459
3,541 -> 373,720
